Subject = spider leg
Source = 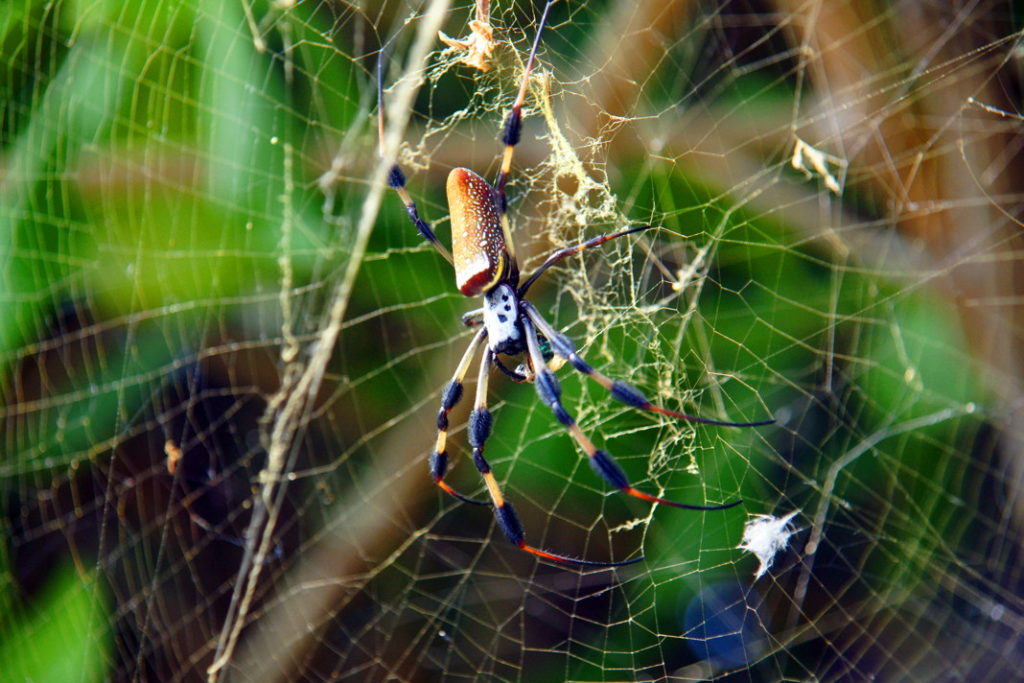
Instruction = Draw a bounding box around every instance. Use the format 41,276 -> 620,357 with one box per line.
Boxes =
461,308 -> 484,327
431,329 -> 491,505
521,316 -> 747,512
518,225 -> 652,296
377,52 -> 454,264
522,302 -> 774,428
470,349 -> 642,568
493,0 -> 556,216
492,354 -> 530,383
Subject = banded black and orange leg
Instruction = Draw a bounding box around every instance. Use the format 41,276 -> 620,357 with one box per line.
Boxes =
521,316 -> 747,512
522,302 -> 774,428
493,0 -> 556,215
431,329 -> 490,505
377,52 -> 454,264
517,225 -> 653,295
470,348 -> 641,568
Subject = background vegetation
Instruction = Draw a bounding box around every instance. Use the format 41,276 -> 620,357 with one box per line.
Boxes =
1,0 -> 1022,680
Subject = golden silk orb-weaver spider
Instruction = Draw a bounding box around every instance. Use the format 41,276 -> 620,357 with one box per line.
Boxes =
379,1 -> 773,568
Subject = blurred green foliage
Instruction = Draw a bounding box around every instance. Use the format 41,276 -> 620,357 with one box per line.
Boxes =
0,0 -> 993,680
0,564 -> 109,682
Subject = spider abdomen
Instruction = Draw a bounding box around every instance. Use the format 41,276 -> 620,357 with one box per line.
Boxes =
447,167 -> 512,297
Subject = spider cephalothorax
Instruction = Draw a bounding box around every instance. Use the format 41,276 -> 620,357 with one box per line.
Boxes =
380,1 -> 772,567
481,283 -> 523,356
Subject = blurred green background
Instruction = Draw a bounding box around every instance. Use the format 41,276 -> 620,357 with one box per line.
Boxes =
1,0 -> 1021,680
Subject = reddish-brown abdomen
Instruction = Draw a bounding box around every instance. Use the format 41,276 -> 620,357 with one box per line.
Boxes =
448,167 -> 508,296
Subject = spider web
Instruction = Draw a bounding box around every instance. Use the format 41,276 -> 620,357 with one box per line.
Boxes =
1,0 -> 1022,680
